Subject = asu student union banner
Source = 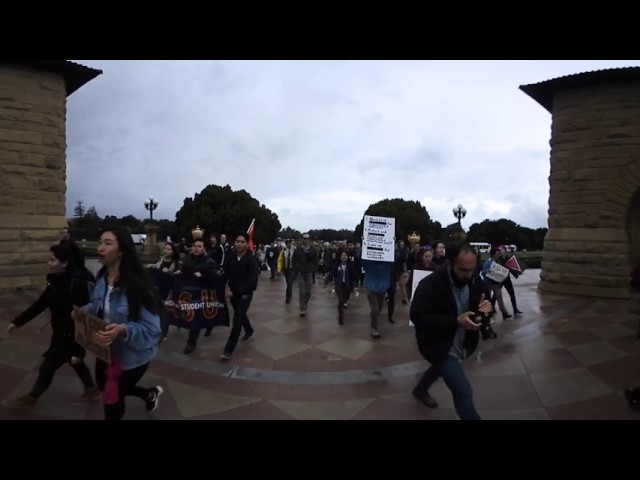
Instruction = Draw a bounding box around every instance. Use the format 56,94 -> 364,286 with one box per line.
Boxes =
151,270 -> 230,330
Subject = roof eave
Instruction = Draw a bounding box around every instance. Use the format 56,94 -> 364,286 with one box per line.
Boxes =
1,60 -> 102,97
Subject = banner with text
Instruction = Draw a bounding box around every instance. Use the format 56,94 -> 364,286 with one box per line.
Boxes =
362,215 -> 395,262
151,270 -> 230,330
485,262 -> 510,283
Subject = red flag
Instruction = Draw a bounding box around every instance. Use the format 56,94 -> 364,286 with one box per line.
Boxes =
504,255 -> 522,273
247,218 -> 255,251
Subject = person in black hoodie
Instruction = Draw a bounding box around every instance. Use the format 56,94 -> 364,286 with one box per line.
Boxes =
409,241 -> 492,420
219,232 -> 259,361
2,244 -> 100,410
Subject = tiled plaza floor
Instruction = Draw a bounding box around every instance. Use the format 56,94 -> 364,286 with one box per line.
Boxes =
0,265 -> 639,420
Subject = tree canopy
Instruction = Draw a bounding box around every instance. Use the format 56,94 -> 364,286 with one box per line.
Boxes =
467,219 -> 547,250
354,198 -> 443,245
174,184 -> 281,244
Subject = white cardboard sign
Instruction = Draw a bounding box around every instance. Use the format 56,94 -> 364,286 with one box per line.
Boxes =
361,215 -> 395,262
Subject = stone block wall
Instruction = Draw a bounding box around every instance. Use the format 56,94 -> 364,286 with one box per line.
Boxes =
0,64 -> 67,291
540,81 -> 640,299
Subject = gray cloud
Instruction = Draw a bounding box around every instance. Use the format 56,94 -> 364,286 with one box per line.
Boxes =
65,60 -> 640,231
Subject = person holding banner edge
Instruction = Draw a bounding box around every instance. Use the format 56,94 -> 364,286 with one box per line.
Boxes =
179,238 -> 220,353
79,227 -> 164,420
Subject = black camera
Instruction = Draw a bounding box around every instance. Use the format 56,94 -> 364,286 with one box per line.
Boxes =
473,312 -> 498,340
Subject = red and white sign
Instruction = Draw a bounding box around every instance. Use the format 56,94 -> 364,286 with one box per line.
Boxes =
504,255 -> 522,273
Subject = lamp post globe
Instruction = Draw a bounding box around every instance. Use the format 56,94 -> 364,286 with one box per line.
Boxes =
144,195 -> 159,221
453,204 -> 467,225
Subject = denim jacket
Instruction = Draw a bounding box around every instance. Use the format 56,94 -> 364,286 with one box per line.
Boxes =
85,275 -> 161,370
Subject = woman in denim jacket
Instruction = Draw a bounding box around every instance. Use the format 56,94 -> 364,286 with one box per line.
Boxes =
78,227 -> 163,420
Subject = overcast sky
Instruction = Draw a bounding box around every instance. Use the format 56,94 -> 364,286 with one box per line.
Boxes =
65,60 -> 640,233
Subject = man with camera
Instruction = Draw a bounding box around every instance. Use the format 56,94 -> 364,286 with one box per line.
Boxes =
409,242 -> 493,421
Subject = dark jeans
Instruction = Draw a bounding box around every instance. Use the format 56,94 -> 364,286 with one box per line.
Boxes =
160,308 -> 170,339
334,282 -> 350,320
366,291 -> 385,329
297,273 -> 312,311
186,324 -> 216,346
30,347 -> 95,398
284,268 -> 294,300
95,359 -> 153,420
414,354 -> 481,420
387,285 -> 396,319
345,281 -> 357,301
223,293 -> 254,355
268,261 -> 277,279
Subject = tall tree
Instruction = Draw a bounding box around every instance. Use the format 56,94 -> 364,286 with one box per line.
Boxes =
73,200 -> 85,218
467,219 -> 548,250
308,228 -> 355,242
279,226 -> 302,240
85,206 -> 99,218
175,184 -> 281,245
354,198 -> 443,245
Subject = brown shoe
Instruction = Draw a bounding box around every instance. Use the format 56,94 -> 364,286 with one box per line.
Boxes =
72,387 -> 102,405
2,394 -> 37,410
412,388 -> 439,408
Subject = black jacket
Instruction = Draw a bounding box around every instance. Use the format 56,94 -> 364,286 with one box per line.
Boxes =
209,244 -> 224,267
223,250 -> 259,296
13,268 -> 95,350
327,261 -> 357,286
182,254 -> 218,278
292,246 -> 318,275
409,266 -> 490,364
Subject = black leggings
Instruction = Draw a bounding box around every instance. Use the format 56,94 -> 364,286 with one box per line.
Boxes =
30,348 -> 95,398
95,359 -> 153,420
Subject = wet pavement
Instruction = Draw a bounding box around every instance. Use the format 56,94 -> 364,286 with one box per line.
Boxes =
0,264 -> 638,420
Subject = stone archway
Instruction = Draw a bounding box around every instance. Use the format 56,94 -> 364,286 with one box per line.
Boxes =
520,67 -> 640,300
0,61 -> 101,291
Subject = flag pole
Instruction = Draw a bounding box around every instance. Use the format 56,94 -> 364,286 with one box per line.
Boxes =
247,218 -> 256,251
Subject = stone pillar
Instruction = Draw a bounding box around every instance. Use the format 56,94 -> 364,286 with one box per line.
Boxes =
141,224 -> 161,263
521,69 -> 640,299
0,61 -> 101,291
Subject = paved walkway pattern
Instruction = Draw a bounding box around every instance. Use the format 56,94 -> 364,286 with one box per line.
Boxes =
0,266 -> 639,420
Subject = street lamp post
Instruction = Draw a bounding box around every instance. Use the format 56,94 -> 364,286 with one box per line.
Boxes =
144,195 -> 159,221
452,203 -> 467,225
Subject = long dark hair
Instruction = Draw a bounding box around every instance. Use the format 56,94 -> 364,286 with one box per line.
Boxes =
165,242 -> 181,263
98,227 -> 157,320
